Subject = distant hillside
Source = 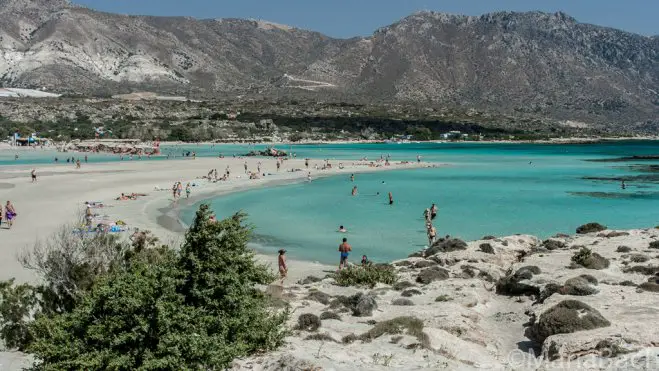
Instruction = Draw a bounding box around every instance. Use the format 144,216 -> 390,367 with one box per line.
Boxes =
0,0 -> 657,131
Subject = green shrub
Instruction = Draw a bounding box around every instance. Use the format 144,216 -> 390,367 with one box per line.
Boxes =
0,280 -> 37,350
333,264 -> 397,288
358,316 -> 429,348
19,205 -> 288,370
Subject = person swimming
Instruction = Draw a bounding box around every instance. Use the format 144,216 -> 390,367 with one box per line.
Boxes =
339,225 -> 347,233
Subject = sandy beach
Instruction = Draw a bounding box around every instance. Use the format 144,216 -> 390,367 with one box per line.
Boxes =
0,154 -> 431,284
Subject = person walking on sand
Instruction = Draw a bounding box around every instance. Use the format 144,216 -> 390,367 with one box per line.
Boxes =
244,161 -> 248,174
5,201 -> 17,229
177,182 -> 183,198
278,249 -> 288,284
31,169 -> 37,182
388,192 -> 394,205
172,182 -> 178,199
305,159 -> 309,169
338,237 -> 352,270
276,160 -> 281,172
185,183 -> 191,198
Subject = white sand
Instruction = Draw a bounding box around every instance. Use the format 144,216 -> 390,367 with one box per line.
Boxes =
0,155 -> 431,284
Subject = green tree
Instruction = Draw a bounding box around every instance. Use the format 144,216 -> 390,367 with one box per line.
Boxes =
24,206 -> 287,370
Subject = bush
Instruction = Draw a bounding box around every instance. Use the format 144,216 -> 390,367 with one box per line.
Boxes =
616,246 -> 632,253
297,313 -> 321,332
392,298 -> 414,306
401,289 -> 422,297
333,264 -> 397,288
576,223 -> 607,234
0,280 -> 37,350
305,290 -> 331,305
571,247 -> 610,270
319,312 -> 341,321
19,205 -> 288,370
358,316 -> 429,348
649,241 -> 659,249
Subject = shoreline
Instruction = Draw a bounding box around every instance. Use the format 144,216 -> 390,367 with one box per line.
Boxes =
0,156 -> 434,284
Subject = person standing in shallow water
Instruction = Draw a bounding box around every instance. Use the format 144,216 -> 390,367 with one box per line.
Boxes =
352,186 -> 358,196
338,238 -> 352,270
388,192 -> 394,205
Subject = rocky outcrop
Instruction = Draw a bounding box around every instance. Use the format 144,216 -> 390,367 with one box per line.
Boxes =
233,228 -> 659,370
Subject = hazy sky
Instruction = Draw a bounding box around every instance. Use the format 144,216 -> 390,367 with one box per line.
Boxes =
75,0 -> 658,38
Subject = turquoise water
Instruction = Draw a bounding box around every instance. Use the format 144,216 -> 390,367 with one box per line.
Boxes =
176,141 -> 659,265
5,141 -> 658,265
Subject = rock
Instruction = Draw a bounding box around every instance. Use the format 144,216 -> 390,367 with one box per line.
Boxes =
305,290 -> 331,305
401,289 -> 422,297
543,239 -> 567,250
319,311 -> 341,321
350,293 -> 378,317
392,298 -> 415,306
297,313 -> 321,332
416,266 -> 450,284
496,266 -> 542,296
426,238 -> 468,256
298,275 -> 323,285
649,241 -> 659,249
527,300 -> 611,343
616,246 -> 632,253
553,233 -> 570,238
482,235 -> 497,240
393,281 -> 416,291
619,280 -> 637,287
576,222 -> 607,234
393,260 -> 413,267
413,259 -> 438,269
479,243 -> 495,254
629,254 -> 650,263
563,275 -> 599,296
408,251 -> 424,258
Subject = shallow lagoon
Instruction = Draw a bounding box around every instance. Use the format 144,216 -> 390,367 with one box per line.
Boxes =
178,141 -> 659,264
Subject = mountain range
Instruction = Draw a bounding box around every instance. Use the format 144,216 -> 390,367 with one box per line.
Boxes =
0,0 -> 657,129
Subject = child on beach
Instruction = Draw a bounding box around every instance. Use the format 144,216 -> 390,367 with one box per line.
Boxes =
185,183 -> 191,198
31,169 -> 37,182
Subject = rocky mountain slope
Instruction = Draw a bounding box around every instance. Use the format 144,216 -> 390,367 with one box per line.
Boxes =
0,0 -> 657,129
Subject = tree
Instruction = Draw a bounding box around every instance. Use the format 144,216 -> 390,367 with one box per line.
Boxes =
23,206 -> 287,370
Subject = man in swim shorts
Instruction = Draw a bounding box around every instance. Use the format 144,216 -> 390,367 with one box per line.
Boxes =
338,238 -> 352,270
